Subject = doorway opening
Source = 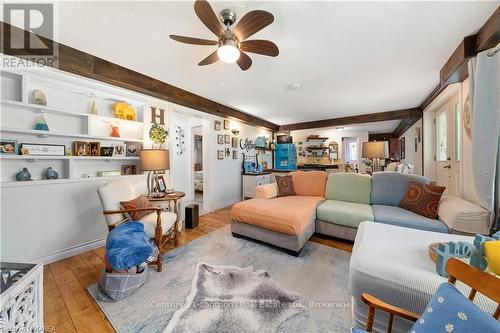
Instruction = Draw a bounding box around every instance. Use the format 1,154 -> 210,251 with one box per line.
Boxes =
433,95 -> 461,196
192,125 -> 204,211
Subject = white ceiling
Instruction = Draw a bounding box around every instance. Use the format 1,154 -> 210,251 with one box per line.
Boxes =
53,1 -> 497,126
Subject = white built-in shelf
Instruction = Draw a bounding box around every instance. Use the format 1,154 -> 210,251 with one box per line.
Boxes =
0,155 -> 139,161
2,100 -> 89,118
0,127 -> 144,143
1,174 -> 145,188
2,101 -> 145,125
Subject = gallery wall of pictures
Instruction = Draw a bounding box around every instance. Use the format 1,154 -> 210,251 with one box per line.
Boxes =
214,119 -> 240,160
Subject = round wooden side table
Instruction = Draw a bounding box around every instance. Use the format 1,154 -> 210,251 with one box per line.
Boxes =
147,192 -> 186,230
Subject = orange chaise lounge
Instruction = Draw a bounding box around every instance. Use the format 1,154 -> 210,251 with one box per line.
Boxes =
231,171 -> 327,256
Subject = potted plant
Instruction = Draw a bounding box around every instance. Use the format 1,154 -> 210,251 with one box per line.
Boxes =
149,123 -> 168,149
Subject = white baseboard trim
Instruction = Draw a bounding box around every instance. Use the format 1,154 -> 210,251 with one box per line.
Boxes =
212,199 -> 239,211
33,238 -> 106,264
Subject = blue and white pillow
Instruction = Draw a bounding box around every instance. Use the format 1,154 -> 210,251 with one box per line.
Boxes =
408,282 -> 500,333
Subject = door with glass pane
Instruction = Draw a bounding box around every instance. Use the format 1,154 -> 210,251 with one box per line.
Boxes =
435,97 -> 461,195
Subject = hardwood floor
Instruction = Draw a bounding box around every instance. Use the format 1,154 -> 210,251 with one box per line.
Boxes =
44,207 -> 352,332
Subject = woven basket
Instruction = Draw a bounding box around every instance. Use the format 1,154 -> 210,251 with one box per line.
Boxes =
428,242 -> 448,263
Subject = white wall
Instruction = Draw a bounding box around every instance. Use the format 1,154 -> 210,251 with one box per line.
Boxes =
398,119 -> 423,175
207,119 -> 271,210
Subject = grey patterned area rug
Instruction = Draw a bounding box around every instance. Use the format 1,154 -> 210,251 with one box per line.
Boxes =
88,226 -> 352,333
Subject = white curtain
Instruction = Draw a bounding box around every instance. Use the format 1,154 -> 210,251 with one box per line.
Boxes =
468,48 -> 500,232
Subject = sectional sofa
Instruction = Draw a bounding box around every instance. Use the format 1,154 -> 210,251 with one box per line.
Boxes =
231,171 -> 489,255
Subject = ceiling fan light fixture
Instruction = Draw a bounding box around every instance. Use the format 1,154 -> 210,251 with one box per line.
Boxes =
217,39 -> 240,63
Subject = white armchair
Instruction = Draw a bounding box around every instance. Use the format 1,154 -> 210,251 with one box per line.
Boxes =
97,179 -> 178,272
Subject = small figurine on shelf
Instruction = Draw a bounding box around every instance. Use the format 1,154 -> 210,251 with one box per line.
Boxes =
89,98 -> 98,115
113,102 -> 136,121
110,125 -> 120,137
33,115 -> 49,131
45,167 -> 59,180
32,89 -> 47,106
16,168 -> 32,181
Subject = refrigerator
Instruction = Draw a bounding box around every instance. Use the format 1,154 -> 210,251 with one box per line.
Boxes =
274,143 -> 297,170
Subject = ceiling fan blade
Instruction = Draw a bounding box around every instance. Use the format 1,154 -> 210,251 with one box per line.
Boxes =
236,52 -> 252,71
198,50 -> 219,66
240,40 -> 279,57
234,10 -> 274,41
194,0 -> 225,38
170,35 -> 218,45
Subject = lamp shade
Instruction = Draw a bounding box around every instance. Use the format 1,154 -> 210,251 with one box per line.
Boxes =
361,141 -> 388,159
140,149 -> 169,171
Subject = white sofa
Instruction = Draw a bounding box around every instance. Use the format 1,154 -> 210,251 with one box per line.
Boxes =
349,222 -> 497,333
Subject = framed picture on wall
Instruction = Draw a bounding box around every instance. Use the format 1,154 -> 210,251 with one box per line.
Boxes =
400,137 -> 405,159
73,141 -> 89,156
20,143 -> 65,156
217,134 -> 224,145
112,143 -> 125,157
125,142 -> 142,157
232,150 -> 238,159
0,140 -> 17,154
217,149 -> 224,160
232,137 -> 238,148
89,142 -> 101,156
100,146 -> 114,156
214,120 -> 221,131
121,165 -> 137,175
224,134 -> 230,144
156,175 -> 166,192
224,120 -> 230,130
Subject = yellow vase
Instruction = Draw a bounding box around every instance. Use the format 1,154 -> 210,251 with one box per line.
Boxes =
484,240 -> 500,276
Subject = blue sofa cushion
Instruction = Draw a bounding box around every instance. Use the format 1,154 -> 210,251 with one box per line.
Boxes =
409,282 -> 500,333
105,221 -> 152,270
371,172 -> 429,206
373,205 -> 449,234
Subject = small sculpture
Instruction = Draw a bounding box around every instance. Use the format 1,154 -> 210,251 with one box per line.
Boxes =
110,125 -> 120,137
435,232 -> 500,277
45,167 -> 59,180
89,99 -> 98,115
16,168 -> 32,181
33,115 -> 49,131
113,102 -> 136,121
32,89 -> 47,106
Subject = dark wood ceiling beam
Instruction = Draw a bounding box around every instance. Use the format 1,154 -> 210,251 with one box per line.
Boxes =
440,35 -> 476,85
475,6 -> 500,52
278,108 -> 422,132
393,116 -> 421,138
0,22 -> 279,131
421,7 -> 499,110
368,132 -> 395,141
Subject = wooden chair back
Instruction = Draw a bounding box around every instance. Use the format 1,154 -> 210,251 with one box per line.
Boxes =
446,257 -> 500,319
361,257 -> 500,333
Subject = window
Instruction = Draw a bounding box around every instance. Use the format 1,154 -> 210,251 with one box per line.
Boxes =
436,112 -> 447,161
345,138 -> 358,163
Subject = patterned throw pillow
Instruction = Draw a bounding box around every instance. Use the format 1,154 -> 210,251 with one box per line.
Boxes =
120,195 -> 154,220
399,181 -> 445,219
408,282 -> 500,333
275,175 -> 295,197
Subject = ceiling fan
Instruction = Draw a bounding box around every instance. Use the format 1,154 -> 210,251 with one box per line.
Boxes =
169,0 -> 279,71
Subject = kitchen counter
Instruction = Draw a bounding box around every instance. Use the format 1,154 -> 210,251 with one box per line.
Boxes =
297,164 -> 339,171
